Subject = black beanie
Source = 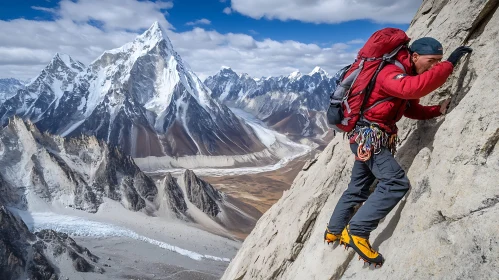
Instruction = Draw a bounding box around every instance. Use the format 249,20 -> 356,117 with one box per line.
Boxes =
409,37 -> 443,55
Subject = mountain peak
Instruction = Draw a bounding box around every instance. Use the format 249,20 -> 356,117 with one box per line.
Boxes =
219,66 -> 237,76
240,73 -> 251,79
135,21 -> 168,47
289,70 -> 302,79
309,66 -> 328,76
52,52 -> 73,67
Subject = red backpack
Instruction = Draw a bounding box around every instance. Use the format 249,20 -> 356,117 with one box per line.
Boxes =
327,28 -> 411,132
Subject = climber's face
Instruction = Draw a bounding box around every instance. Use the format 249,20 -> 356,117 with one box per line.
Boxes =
411,52 -> 443,74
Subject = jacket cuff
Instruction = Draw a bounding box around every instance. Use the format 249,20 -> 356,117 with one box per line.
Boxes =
428,105 -> 443,118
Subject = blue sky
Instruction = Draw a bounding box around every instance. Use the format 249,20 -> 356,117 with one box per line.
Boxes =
0,0 -> 421,80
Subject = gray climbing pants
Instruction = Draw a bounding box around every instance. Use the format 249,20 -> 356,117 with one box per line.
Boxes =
327,142 -> 410,238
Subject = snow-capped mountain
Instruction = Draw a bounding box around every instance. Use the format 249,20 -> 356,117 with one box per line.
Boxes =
0,78 -> 25,103
204,66 -> 338,139
1,22 -> 266,158
0,53 -> 85,123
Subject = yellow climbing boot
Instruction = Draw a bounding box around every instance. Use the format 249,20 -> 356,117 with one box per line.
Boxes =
324,228 -> 341,245
342,225 -> 384,268
339,226 -> 350,248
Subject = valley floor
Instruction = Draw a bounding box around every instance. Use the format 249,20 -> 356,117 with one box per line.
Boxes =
201,153 -> 315,215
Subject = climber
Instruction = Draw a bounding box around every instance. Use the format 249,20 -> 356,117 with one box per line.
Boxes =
324,37 -> 472,267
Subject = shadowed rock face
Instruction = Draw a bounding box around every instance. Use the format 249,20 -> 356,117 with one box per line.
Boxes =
221,1 -> 499,279
34,230 -> 103,274
162,173 -> 188,217
0,205 -> 36,280
0,118 -> 158,213
0,205 -> 101,280
184,169 -> 222,217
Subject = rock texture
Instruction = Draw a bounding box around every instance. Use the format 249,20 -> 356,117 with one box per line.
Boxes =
221,1 -> 499,279
156,173 -> 189,218
183,169 -> 223,217
0,205 -> 101,280
0,117 -> 158,213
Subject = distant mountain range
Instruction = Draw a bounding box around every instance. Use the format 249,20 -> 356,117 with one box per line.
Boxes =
204,66 -> 339,140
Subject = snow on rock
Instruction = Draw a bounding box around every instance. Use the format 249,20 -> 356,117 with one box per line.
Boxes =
221,1 -> 499,279
205,65 -> 339,141
0,78 -> 25,103
0,53 -> 84,124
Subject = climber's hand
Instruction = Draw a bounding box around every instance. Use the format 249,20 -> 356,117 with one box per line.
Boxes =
446,46 -> 473,66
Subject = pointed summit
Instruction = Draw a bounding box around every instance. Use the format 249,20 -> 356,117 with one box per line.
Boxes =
289,70 -> 302,79
309,66 -> 328,76
133,21 -> 175,51
141,21 -> 164,40
52,53 -> 79,69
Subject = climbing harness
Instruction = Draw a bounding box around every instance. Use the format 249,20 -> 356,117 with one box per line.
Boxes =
348,125 -> 399,161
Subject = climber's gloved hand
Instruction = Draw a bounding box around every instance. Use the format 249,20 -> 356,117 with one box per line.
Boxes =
446,46 -> 473,66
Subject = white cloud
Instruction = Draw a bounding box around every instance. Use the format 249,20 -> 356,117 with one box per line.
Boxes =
58,0 -> 173,31
347,39 -> 365,45
31,6 -> 57,13
167,28 -> 357,81
230,0 -> 421,24
223,7 -> 232,15
0,0 -> 172,80
1,0 -> 360,82
186,18 -> 212,26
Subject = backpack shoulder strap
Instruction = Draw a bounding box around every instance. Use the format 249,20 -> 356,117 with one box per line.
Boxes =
391,60 -> 406,74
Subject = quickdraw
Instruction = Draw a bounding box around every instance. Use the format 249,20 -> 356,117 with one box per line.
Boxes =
348,125 -> 399,161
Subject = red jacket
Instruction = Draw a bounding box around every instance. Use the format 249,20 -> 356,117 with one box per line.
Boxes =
362,50 -> 454,134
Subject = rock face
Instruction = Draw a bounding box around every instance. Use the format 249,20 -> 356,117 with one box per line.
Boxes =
183,169 -> 223,217
221,1 -> 499,279
0,205 -> 101,280
205,67 -> 338,139
0,117 -> 158,213
34,230 -> 103,274
157,173 -> 189,217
